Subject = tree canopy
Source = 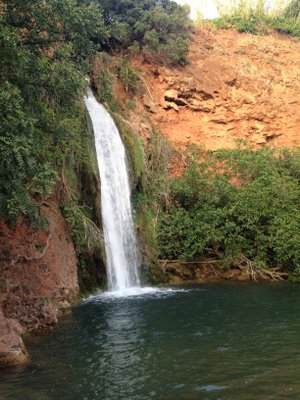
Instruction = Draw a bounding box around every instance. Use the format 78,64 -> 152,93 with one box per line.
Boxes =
98,0 -> 192,65
0,0 -> 108,224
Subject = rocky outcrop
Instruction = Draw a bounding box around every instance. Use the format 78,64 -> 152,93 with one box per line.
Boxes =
126,27 -> 300,158
0,199 -> 79,367
143,95 -> 157,113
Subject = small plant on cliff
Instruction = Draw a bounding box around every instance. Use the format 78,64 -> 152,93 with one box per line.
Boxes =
61,202 -> 104,256
60,182 -> 105,291
117,60 -> 142,94
92,53 -> 115,103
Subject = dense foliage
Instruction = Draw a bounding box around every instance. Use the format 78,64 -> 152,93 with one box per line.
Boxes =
0,0 -> 109,225
98,0 -> 192,65
158,146 -> 300,280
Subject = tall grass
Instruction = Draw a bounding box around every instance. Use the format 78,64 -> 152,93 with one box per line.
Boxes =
216,0 -> 293,16
284,0 -> 300,21
214,0 -> 300,38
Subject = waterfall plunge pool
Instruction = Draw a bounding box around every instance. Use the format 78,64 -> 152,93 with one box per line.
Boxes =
1,282 -> 300,400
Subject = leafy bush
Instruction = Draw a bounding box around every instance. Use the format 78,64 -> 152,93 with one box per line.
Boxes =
158,146 -> 300,279
270,16 -> 300,38
0,82 -> 57,225
98,0 -> 192,65
92,53 -> 116,103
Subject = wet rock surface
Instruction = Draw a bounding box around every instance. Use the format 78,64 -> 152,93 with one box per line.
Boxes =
0,309 -> 28,368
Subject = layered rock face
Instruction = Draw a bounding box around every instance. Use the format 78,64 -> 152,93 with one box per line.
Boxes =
130,27 -> 300,156
0,199 -> 79,367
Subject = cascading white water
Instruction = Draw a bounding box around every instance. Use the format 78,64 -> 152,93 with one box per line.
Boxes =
84,89 -> 140,292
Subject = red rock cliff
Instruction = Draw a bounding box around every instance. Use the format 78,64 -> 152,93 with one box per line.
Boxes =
0,199 -> 79,367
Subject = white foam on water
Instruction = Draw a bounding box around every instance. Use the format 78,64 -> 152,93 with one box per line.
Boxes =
83,287 -> 191,303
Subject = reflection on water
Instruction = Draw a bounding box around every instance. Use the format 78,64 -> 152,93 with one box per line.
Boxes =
95,297 -> 146,399
1,283 -> 300,400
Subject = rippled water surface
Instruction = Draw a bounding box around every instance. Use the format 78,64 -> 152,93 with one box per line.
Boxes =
1,283 -> 300,400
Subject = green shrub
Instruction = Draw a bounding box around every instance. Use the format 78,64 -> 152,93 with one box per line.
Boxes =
133,128 -> 171,262
93,53 -> 115,103
213,0 -> 300,39
158,146 -> 300,279
117,61 -> 142,94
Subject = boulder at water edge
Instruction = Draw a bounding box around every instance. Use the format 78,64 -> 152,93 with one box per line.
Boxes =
0,310 -> 28,368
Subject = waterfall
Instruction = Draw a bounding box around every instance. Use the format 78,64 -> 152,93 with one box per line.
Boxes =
84,89 -> 140,292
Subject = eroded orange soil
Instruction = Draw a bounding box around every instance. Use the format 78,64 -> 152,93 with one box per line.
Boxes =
125,27 -> 300,153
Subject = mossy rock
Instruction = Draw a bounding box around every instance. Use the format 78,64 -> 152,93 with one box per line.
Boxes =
112,112 -> 146,191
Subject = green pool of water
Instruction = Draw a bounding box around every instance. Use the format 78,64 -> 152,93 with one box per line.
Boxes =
1,283 -> 300,400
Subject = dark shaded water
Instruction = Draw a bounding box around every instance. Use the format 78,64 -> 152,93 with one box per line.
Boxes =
1,283 -> 300,400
